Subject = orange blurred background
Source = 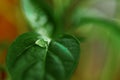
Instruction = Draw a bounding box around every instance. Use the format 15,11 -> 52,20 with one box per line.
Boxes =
0,0 -> 28,79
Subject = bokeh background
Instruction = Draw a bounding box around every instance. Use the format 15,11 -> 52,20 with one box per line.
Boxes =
0,0 -> 120,80
0,0 -> 28,80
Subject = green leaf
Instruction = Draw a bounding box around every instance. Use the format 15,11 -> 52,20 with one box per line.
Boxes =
46,35 -> 80,80
6,32 -> 80,80
77,17 -> 120,37
6,32 -> 48,80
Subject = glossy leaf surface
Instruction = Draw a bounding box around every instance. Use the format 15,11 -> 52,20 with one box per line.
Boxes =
6,32 -> 80,80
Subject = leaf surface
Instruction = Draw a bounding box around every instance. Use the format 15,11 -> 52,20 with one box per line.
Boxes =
6,32 -> 80,80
